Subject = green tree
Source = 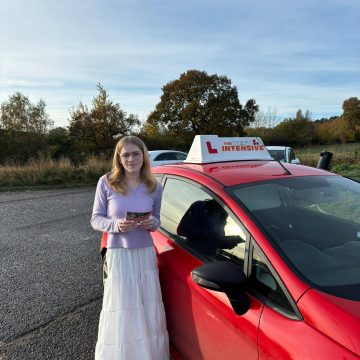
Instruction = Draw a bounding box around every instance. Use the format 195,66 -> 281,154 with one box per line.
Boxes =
46,127 -> 71,159
68,83 -> 140,158
144,70 -> 258,141
0,92 -> 53,134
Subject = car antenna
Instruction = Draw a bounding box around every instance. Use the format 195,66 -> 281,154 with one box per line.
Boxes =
277,161 -> 292,175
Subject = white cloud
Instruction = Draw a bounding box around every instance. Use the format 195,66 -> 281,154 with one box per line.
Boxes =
0,0 -> 359,127
0,79 -> 63,87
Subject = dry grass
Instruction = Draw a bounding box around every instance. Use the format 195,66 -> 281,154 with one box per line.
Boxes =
296,143 -> 360,166
0,156 -> 111,189
296,143 -> 360,181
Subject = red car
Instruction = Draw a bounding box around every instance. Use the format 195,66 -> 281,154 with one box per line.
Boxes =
102,136 -> 360,359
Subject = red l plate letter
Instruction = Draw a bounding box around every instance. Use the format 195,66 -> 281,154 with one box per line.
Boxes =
206,141 -> 218,154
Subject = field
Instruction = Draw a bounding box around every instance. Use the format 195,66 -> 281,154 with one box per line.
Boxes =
0,143 -> 359,190
0,157 -> 111,190
295,143 -> 360,166
295,143 -> 360,181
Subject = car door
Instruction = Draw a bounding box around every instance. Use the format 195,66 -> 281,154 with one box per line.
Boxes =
153,176 -> 263,360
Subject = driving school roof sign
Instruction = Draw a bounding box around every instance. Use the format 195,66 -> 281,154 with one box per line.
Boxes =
186,135 -> 273,163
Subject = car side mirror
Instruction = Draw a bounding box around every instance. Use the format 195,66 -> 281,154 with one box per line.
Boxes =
191,261 -> 250,315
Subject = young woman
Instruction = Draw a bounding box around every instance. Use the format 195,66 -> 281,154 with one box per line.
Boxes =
91,136 -> 169,360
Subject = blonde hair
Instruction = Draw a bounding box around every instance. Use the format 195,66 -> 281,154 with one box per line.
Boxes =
106,135 -> 157,194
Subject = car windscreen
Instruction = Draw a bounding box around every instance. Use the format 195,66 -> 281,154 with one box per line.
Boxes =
268,149 -> 286,162
229,175 -> 360,301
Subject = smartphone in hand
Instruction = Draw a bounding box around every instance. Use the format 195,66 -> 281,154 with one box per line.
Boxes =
125,211 -> 152,224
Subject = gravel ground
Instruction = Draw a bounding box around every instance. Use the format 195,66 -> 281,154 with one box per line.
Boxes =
0,188 -> 103,360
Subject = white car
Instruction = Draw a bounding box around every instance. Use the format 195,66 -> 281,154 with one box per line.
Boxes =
266,146 -> 300,164
148,150 -> 187,166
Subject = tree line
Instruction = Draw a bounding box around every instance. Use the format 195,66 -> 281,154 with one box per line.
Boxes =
0,69 -> 359,165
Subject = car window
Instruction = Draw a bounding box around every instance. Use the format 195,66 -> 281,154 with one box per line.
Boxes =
175,152 -> 187,160
268,149 -> 285,162
289,148 -> 296,161
161,177 -> 248,266
249,242 -> 298,317
161,178 -> 211,235
155,152 -> 177,161
290,176 -> 360,223
230,175 -> 360,301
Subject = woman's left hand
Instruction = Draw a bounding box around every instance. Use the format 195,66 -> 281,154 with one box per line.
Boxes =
137,216 -> 155,230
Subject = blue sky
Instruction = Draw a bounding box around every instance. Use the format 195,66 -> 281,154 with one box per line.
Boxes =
1,0 -> 359,128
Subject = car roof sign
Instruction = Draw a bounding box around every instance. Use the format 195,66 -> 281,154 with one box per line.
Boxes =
186,135 -> 273,163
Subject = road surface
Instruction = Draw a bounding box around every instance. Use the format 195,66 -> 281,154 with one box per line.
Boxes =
0,188 -> 102,359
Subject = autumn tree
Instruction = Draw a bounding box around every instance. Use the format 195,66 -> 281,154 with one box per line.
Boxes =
68,84 -> 140,157
314,117 -> 353,144
0,92 -> 53,133
341,97 -> 360,140
144,70 -> 258,142
272,110 -> 314,146
294,110 -> 314,146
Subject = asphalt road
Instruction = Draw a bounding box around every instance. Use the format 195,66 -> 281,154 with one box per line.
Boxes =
0,188 -> 103,360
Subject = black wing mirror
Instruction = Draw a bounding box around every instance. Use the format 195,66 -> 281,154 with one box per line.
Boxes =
192,261 -> 250,315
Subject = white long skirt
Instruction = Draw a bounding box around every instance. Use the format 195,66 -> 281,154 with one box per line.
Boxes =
95,246 -> 169,360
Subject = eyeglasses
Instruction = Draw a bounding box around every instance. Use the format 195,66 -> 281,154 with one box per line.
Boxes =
120,151 -> 142,160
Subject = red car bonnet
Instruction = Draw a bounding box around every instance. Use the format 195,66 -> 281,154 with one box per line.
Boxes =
297,289 -> 360,356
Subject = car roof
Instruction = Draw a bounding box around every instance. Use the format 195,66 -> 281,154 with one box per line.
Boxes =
148,150 -> 186,156
266,146 -> 289,150
153,160 -> 335,187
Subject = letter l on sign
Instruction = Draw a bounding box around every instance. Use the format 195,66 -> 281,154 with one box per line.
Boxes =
206,141 -> 218,154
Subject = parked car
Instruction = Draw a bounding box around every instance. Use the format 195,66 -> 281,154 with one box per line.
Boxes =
148,150 -> 187,166
266,146 -> 300,164
101,136 -> 360,360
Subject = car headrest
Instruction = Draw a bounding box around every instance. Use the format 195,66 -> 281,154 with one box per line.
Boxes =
235,184 -> 282,211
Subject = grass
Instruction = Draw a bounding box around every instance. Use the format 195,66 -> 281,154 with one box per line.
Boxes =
296,143 -> 360,166
295,143 -> 360,181
0,156 -> 111,190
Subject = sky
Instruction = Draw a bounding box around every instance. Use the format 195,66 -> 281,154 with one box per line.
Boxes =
0,0 -> 359,128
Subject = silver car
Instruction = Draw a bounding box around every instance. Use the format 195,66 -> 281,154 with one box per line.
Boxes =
266,146 -> 300,164
148,150 -> 187,166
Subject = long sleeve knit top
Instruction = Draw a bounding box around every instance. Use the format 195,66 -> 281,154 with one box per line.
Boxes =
90,174 -> 163,248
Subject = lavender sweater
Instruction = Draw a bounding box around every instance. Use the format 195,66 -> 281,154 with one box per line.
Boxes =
91,175 -> 163,248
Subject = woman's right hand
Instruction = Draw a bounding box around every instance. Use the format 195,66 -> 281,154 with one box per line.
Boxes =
117,218 -> 136,232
